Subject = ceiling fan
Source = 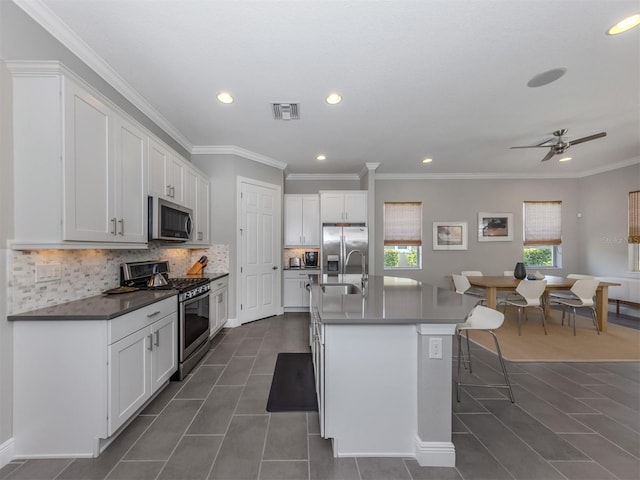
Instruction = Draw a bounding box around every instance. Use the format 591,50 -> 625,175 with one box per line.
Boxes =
511,129 -> 607,162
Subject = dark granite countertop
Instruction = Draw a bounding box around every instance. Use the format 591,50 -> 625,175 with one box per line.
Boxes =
8,290 -> 178,321
309,274 -> 478,325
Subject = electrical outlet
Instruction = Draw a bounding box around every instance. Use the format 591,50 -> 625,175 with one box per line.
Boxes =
35,263 -> 62,283
429,337 -> 443,359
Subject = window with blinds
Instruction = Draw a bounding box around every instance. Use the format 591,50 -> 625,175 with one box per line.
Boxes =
629,191 -> 640,244
522,201 -> 562,267
523,201 -> 562,246
383,202 -> 422,269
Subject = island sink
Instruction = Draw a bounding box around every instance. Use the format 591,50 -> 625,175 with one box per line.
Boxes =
320,283 -> 361,295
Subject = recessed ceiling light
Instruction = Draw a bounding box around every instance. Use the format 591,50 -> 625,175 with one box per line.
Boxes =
559,157 -> 572,162
527,68 -> 567,88
217,92 -> 234,104
326,93 -> 342,105
317,155 -> 326,161
607,14 -> 640,35
422,158 -> 433,164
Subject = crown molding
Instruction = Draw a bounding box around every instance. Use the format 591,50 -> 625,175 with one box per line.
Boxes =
376,158 -> 640,181
191,145 -> 287,171
285,173 -> 361,181
12,0 -> 192,151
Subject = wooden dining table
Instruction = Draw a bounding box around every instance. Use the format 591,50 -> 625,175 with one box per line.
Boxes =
465,275 -> 621,332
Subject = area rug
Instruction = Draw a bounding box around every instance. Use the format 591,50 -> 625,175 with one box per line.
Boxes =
467,309 -> 640,362
266,353 -> 318,412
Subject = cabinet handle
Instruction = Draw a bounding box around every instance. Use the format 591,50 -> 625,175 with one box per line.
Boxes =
198,232 -> 203,241
218,293 -> 223,304
171,186 -> 176,198
118,219 -> 124,235
166,185 -> 172,197
147,334 -> 153,351
147,310 -> 161,318
111,217 -> 117,235
154,331 -> 160,347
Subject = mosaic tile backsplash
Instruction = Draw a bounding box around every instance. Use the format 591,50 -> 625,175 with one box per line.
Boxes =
8,243 -> 229,314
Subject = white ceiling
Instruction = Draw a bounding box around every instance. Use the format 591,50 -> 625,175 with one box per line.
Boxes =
15,0 -> 640,178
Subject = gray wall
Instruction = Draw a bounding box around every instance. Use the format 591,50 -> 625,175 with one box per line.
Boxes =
375,177 -> 583,288
0,57 -> 14,450
192,154 -> 284,319
577,164 -> 639,275
284,178 -> 360,194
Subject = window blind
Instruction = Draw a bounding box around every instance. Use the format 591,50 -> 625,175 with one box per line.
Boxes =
523,201 -> 562,246
384,202 -> 422,246
630,191 -> 640,244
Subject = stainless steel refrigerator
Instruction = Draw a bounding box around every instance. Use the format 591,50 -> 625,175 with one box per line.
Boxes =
322,225 -> 368,274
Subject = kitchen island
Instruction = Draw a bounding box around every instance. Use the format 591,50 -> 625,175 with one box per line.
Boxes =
308,274 -> 479,467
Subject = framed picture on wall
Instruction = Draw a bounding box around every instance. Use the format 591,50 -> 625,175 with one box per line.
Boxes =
477,212 -> 513,242
433,221 -> 468,250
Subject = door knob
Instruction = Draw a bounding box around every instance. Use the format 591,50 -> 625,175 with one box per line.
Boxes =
272,266 -> 278,270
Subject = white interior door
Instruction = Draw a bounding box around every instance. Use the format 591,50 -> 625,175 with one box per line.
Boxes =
238,178 -> 281,323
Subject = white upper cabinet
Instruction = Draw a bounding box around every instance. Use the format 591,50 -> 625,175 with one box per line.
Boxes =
8,61 -> 207,249
63,79 -> 114,242
149,138 -> 185,204
184,167 -> 210,245
9,62 -> 149,248
284,194 -> 320,246
320,191 -> 367,224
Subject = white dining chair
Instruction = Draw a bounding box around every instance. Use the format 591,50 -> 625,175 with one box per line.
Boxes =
549,274 -> 595,303
456,305 -> 514,403
460,271 -> 485,297
452,274 -> 486,305
498,279 -> 548,335
551,279 -> 600,335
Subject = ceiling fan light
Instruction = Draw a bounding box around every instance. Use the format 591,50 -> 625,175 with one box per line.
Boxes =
317,155 -> 326,161
422,158 -> 433,164
217,92 -> 234,104
559,157 -> 572,162
607,14 -> 640,35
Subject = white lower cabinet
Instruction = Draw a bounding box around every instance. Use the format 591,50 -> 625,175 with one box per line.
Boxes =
13,296 -> 178,457
283,269 -> 318,310
108,310 -> 177,434
210,275 -> 229,337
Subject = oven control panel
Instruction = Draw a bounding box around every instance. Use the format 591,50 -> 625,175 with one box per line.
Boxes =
182,283 -> 210,300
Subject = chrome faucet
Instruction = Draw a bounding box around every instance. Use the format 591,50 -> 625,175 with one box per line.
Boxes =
345,249 -> 367,287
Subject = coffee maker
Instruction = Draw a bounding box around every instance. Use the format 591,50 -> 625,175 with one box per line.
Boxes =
304,251 -> 318,268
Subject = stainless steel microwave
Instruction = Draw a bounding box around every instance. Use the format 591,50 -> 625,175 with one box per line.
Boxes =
148,197 -> 193,242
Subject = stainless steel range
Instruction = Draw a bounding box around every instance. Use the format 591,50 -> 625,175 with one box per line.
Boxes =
121,260 -> 211,380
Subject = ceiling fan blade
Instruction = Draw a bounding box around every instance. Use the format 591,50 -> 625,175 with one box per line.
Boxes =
567,132 -> 607,146
510,145 -> 550,149
540,149 -> 556,162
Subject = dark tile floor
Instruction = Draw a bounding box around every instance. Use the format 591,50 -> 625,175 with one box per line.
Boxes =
1,311 -> 639,480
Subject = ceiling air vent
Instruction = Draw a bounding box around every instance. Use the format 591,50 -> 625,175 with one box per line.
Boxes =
271,103 -> 300,120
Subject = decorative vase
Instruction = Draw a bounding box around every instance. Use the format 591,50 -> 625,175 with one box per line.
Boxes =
514,262 -> 527,280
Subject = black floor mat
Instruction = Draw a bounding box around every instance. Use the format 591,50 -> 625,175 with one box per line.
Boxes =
266,353 -> 318,412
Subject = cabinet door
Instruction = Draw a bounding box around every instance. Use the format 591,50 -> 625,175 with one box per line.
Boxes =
168,156 -> 185,203
108,327 -> 150,435
151,313 -> 178,392
320,192 -> 345,223
284,277 -> 304,307
196,174 -> 210,244
216,288 -> 228,329
64,80 -> 114,241
302,195 -> 320,245
149,138 -> 170,199
344,192 -> 367,223
115,118 -> 148,243
284,195 -> 303,246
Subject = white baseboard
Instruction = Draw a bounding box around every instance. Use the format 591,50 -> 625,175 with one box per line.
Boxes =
225,317 -> 241,328
0,437 -> 15,468
414,438 -> 456,467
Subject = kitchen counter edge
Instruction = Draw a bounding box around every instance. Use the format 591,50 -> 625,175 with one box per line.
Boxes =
8,290 -> 178,321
